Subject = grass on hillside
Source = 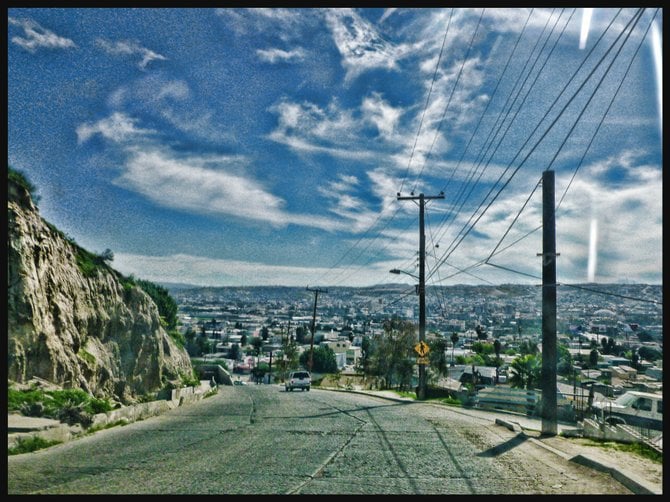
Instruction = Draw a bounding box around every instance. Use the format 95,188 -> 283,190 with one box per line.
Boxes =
8,436 -> 62,455
579,437 -> 663,464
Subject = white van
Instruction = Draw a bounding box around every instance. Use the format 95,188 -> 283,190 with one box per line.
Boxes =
592,390 -> 663,430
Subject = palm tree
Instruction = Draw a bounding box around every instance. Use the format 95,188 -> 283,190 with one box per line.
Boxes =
509,354 -> 541,390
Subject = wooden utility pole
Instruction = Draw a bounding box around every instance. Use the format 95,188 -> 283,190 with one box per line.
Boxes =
306,287 -> 327,373
538,170 -> 558,436
397,191 -> 444,400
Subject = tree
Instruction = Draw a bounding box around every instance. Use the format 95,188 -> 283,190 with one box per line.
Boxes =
277,337 -> 299,380
475,325 -> 487,340
589,348 -> 599,369
229,343 -> 240,361
636,331 -> 653,343
367,319 -> 416,391
295,325 -> 307,344
493,339 -> 502,383
428,337 -> 448,380
450,332 -> 459,365
600,337 -> 609,355
638,346 -> 662,362
99,248 -> 114,263
192,334 -> 210,357
358,335 -> 372,374
260,326 -> 269,341
251,336 -> 263,356
300,345 -> 337,373
509,354 -> 541,390
8,165 -> 41,205
556,343 -> 574,376
519,340 -> 538,356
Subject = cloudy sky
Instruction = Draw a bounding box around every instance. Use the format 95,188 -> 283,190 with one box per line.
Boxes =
8,8 -> 663,288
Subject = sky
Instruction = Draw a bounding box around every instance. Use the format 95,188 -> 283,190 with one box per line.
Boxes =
7,7 -> 663,288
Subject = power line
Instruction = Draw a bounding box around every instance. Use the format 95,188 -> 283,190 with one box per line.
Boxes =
482,8 -> 647,275
427,8 -> 572,269
315,9 -> 457,287
558,283 -> 662,306
427,9 -> 643,282
410,8 -> 486,194
428,7 -> 537,213
399,8 -> 454,194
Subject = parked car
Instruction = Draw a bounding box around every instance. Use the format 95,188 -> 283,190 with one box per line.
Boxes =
285,371 -> 311,392
592,390 -> 663,430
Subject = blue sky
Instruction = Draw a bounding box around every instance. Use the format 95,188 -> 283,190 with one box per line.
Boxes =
7,8 -> 663,288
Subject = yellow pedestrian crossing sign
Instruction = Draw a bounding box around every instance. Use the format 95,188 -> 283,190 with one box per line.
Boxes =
414,341 -> 430,357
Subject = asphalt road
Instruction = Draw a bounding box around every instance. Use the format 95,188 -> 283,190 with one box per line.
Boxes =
7,385 -> 634,494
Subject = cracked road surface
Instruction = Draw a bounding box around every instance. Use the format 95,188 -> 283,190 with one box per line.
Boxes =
7,386 -> 634,494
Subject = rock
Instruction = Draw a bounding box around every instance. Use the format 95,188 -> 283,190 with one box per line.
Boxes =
7,178 -> 193,404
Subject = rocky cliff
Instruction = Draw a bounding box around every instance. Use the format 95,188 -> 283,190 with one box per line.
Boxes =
7,178 -> 193,404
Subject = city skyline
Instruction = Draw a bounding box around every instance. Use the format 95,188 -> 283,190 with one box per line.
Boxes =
8,8 -> 663,288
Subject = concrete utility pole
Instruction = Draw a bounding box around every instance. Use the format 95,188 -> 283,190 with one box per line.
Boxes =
538,170 -> 558,436
306,287 -> 327,373
396,192 -> 444,400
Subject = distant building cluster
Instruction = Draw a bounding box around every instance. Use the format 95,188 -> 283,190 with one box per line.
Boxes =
171,284 -> 662,399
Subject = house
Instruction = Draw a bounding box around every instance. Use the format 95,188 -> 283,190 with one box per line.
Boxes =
645,366 -> 663,381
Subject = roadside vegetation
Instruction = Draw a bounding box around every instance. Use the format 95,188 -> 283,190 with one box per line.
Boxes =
8,164 -> 41,205
8,384 -> 114,428
578,438 -> 662,464
8,436 -> 62,456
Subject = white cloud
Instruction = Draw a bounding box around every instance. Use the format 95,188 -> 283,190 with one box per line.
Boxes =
428,149 -> 663,285
96,38 -> 167,69
267,98 -> 383,160
361,92 -> 403,139
76,112 -> 155,143
8,17 -> 76,52
112,251 -> 392,287
256,47 -> 306,63
216,8 -> 313,42
324,9 -> 411,82
379,9 -> 398,24
115,147 -> 346,232
317,173 -> 382,232
118,148 -> 285,224
156,80 -> 190,101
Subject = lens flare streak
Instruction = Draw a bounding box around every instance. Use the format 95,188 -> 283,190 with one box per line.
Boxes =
651,20 -> 662,135
579,8 -> 593,50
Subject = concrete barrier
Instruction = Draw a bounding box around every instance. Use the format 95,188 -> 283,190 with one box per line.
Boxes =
8,383 -> 216,450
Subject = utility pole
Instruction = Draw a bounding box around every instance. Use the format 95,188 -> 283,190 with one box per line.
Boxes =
306,287 -> 327,373
538,170 -> 558,436
397,191 -> 444,400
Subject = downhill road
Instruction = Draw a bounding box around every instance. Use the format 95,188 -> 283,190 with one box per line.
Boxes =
8,385 -> 633,494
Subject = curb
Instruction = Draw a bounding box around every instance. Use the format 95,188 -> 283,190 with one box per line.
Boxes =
8,383 -> 217,451
570,454 -> 657,495
495,417 -> 660,495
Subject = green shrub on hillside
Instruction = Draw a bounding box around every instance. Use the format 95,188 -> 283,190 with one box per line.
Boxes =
9,436 -> 61,455
8,386 -> 113,424
136,279 -> 179,331
8,165 -> 41,205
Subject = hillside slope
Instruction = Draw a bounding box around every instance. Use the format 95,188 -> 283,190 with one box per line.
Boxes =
7,177 -> 192,404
